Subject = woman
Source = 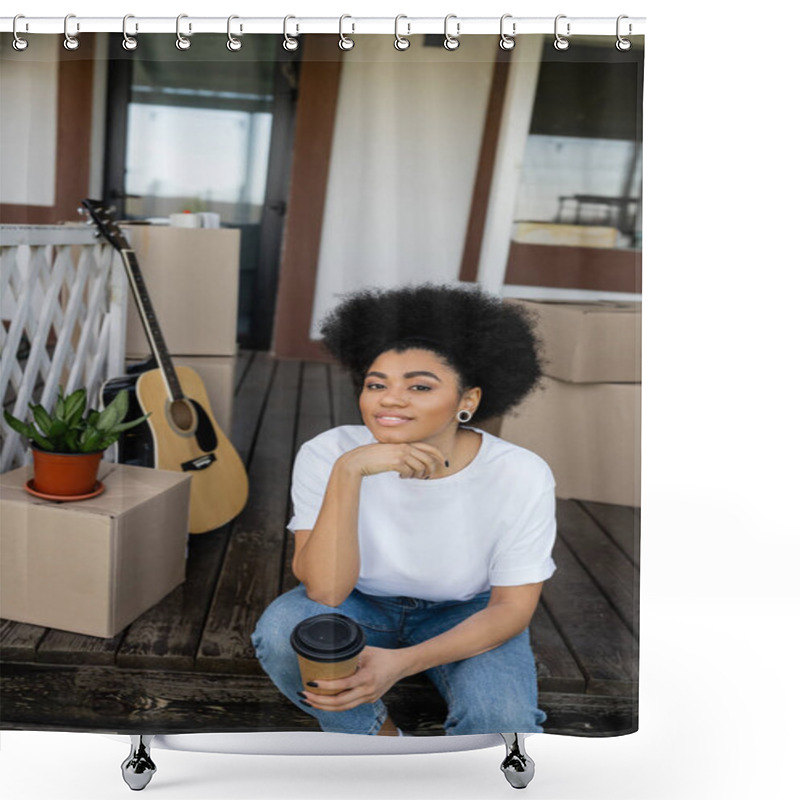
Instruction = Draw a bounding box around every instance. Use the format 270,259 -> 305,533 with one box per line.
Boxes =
251,284 -> 556,736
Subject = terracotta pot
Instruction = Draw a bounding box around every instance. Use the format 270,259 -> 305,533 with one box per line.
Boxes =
31,447 -> 104,496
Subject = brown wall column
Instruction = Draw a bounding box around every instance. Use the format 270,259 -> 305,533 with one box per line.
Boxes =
459,49 -> 512,283
271,37 -> 343,361
0,37 -> 96,225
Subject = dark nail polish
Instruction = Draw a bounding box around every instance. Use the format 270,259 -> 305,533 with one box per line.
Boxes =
300,700 -> 312,707
445,460 -> 450,468
306,681 -> 318,687
297,691 -> 307,698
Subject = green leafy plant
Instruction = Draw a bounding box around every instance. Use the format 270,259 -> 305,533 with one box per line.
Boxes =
3,386 -> 149,454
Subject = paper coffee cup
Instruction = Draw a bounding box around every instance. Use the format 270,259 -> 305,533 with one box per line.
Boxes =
290,613 -> 366,695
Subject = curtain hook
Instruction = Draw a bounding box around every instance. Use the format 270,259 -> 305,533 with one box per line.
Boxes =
554,14 -> 570,51
283,15 -> 299,51
394,14 -> 411,51
443,14 -> 460,51
12,15 -> 28,51
122,15 -> 138,51
339,14 -> 355,50
227,15 -> 243,51
63,13 -> 80,51
499,14 -> 516,50
616,15 -> 632,51
175,14 -> 191,50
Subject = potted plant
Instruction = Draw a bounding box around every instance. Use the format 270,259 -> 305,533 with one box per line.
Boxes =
3,386 -> 149,498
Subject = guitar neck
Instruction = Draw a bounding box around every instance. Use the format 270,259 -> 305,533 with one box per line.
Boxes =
120,248 -> 184,402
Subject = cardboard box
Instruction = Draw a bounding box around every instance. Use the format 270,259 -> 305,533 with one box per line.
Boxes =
507,300 -> 642,384
0,463 -> 191,638
500,377 -> 641,507
121,225 -> 240,358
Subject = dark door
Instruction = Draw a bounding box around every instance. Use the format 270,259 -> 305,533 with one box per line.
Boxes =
103,34 -> 299,350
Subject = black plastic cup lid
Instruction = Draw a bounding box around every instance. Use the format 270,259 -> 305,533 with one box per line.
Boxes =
290,613 -> 366,663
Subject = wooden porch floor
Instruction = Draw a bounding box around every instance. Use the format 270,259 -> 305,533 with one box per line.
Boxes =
1,352 -> 639,737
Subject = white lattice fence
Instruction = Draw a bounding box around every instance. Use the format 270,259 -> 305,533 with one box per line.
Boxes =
0,225 -> 128,472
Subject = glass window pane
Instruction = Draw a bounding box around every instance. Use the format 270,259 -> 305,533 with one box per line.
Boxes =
514,39 -> 644,250
123,34 -> 276,226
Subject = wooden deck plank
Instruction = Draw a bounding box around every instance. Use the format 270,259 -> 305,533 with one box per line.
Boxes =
229,351 -> 277,459
578,501 -> 640,567
114,527 -> 232,671
0,662 -> 290,734
530,602 -> 586,694
35,629 -> 124,666
0,620 -> 49,663
538,690 -> 637,737
330,364 -> 361,425
280,361 -> 334,595
195,359 -> 301,674
295,362 -> 335,449
0,662 -> 444,735
556,499 -> 638,636
542,536 -> 638,696
0,661 -> 631,736
234,349 -> 254,389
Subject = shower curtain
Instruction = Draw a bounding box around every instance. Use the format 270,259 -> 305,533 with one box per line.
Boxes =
0,15 -> 643,779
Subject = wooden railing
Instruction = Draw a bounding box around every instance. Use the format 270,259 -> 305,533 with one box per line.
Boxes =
0,225 -> 128,472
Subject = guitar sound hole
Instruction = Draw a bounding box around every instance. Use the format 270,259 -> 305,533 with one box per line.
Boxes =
169,399 -> 196,433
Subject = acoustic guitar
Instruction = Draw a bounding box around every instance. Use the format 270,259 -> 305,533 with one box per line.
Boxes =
81,199 -> 249,534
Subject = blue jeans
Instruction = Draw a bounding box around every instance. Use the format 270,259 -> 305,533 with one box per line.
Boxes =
251,585 -> 547,735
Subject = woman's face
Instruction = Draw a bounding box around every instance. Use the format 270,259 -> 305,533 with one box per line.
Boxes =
359,348 -> 479,445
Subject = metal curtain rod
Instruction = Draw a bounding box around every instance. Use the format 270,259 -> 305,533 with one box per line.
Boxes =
0,15 -> 646,37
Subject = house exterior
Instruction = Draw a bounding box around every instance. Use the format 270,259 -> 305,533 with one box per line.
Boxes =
1,32 -> 642,360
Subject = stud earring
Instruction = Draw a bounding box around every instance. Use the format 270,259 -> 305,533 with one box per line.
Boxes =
457,409 -> 473,423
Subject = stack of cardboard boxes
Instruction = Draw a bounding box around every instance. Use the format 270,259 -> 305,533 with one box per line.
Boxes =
500,300 -> 641,508
121,225 -> 241,436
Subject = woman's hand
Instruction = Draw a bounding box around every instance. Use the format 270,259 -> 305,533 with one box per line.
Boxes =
300,646 -> 411,712
338,442 -> 447,480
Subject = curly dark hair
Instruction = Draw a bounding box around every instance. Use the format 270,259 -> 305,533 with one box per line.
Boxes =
319,284 -> 542,422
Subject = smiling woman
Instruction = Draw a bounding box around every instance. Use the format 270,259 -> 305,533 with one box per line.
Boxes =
250,284 -> 556,739
360,349 -> 482,455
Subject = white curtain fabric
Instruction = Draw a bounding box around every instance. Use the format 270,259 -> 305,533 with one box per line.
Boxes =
310,36 -> 497,333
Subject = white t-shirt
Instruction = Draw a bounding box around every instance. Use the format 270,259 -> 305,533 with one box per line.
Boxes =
288,425 -> 557,602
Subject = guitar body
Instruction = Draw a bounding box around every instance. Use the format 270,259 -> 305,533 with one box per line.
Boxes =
82,198 -> 249,535
132,367 -> 248,534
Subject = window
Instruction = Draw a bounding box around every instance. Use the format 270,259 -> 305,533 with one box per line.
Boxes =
514,40 -> 644,250
122,35 -> 276,225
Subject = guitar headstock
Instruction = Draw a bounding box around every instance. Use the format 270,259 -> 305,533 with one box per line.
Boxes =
80,199 -> 130,251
